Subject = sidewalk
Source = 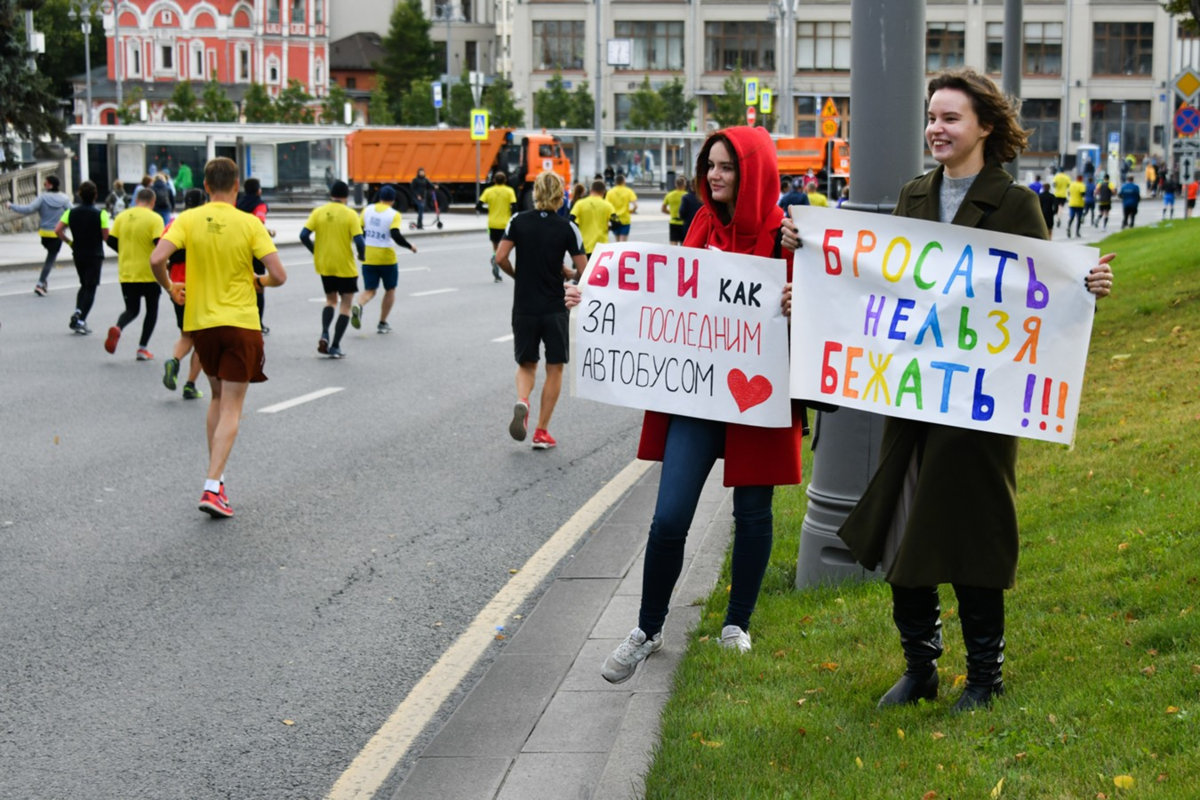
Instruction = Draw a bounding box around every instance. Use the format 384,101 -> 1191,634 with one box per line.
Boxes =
392,464 -> 733,800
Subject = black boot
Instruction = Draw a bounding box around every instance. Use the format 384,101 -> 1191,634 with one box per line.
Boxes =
952,584 -> 1006,712
878,585 -> 943,708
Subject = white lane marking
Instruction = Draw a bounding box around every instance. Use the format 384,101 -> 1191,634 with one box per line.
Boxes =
0,277 -> 119,298
324,458 -> 655,800
398,266 -> 431,273
410,288 -> 458,297
258,387 -> 344,414
491,333 -> 514,343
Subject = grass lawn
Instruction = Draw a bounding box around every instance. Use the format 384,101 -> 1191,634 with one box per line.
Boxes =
643,219 -> 1200,798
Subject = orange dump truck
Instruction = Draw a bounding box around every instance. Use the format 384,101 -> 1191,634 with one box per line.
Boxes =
775,137 -> 850,197
346,128 -> 573,211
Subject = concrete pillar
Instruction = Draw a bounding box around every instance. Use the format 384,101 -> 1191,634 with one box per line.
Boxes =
206,135 -> 217,163
795,0 -> 926,590
78,133 -> 90,190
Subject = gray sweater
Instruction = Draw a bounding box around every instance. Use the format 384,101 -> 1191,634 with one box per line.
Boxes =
10,192 -> 72,234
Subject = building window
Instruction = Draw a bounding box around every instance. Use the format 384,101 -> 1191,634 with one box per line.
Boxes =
1092,22 -> 1154,76
532,20 -> 585,71
237,47 -> 251,82
985,22 -> 1003,74
126,41 -> 142,77
1022,98 -> 1060,153
314,0 -> 323,24
346,76 -> 357,89
615,94 -> 632,130
613,21 -> 684,71
192,44 -> 205,80
1024,22 -> 1061,75
162,10 -> 173,24
1090,99 -> 1151,155
926,22 -> 965,72
794,95 -> 818,136
465,40 -> 477,71
267,57 -> 281,84
704,21 -> 775,72
315,59 -> 324,87
156,43 -> 175,74
267,0 -> 280,23
796,21 -> 850,72
291,0 -> 305,24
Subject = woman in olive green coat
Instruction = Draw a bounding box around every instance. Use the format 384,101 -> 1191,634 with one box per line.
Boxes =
837,68 -> 1116,712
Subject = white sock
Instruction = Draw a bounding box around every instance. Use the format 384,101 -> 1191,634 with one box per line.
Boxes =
220,474 -> 225,485
204,479 -> 221,493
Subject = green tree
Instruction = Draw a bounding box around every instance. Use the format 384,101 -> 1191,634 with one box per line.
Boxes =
165,81 -> 202,121
483,78 -> 524,128
711,66 -> 747,129
115,84 -> 143,125
274,79 -> 313,123
534,71 -> 593,129
659,77 -> 697,132
377,0 -> 436,120
1162,1 -> 1200,34
199,81 -> 237,122
628,75 -> 665,130
32,0 -> 103,99
445,73 -> 473,127
242,82 -> 276,123
398,77 -> 436,126
321,82 -> 350,124
2,0 -> 66,167
367,75 -> 394,125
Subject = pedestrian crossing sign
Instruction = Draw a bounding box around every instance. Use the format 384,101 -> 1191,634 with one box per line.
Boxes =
471,110 -> 489,141
744,78 -> 759,106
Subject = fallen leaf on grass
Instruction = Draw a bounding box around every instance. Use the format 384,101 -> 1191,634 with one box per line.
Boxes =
855,757 -> 863,769
931,732 -> 945,741
1191,664 -> 1200,674
990,777 -> 1004,797
922,793 -> 938,800
953,674 -> 967,689
1113,775 -> 1135,789
1147,648 -> 1158,656
796,698 -> 807,707
1166,706 -> 1179,714
1117,542 -> 1129,551
773,650 -> 787,659
1111,354 -> 1131,361
1157,773 -> 1169,782
819,662 -> 839,672
897,728 -> 905,740
1096,794 -> 1108,799
1015,752 -> 1027,761
698,635 -> 710,643
805,688 -> 824,695
690,732 -> 722,748
1048,714 -> 1057,724
797,728 -> 807,736
1142,665 -> 1156,676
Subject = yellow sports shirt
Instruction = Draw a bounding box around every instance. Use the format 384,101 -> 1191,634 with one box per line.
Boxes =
606,185 -> 638,225
304,201 -> 363,278
1052,172 -> 1070,198
571,195 -> 616,253
109,206 -> 164,283
360,203 -> 403,266
663,189 -> 684,225
480,184 -> 518,230
1067,180 -> 1087,208
163,202 -> 277,332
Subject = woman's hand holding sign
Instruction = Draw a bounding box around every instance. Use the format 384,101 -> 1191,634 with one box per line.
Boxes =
1086,253 -> 1116,298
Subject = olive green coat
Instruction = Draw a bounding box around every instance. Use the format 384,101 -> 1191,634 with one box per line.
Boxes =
836,162 -> 1049,589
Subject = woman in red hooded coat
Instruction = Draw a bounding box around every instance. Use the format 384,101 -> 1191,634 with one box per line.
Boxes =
602,126 -> 806,684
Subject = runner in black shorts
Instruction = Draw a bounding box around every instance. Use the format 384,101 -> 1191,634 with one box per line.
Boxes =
495,172 -> 588,450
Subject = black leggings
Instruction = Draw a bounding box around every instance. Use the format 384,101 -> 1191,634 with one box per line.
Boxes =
117,282 -> 161,347
73,257 -> 103,320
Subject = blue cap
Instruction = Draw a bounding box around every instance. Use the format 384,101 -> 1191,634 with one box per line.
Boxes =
379,185 -> 396,202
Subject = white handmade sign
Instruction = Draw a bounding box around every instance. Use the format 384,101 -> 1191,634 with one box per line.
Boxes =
573,242 -> 791,428
789,206 -> 1097,444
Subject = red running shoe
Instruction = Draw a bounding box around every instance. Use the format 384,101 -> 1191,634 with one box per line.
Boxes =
199,490 -> 233,519
104,326 -> 121,354
531,429 -> 557,450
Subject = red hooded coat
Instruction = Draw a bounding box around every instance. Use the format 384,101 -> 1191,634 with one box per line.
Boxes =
636,126 -> 805,487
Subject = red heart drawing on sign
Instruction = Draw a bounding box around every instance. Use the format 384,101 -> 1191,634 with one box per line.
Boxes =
587,263 -> 610,286
727,369 -> 773,413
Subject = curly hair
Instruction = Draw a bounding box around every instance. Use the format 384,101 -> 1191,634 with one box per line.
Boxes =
533,170 -> 564,211
927,67 -> 1031,165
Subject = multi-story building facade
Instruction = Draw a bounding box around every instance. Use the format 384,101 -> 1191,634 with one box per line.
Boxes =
80,0 -> 330,124
506,0 -> 1185,165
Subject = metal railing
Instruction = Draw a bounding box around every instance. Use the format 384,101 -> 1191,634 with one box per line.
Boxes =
0,163 -> 65,234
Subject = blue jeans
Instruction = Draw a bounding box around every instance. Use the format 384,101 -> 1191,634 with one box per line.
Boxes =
414,198 -> 426,228
638,415 -> 774,638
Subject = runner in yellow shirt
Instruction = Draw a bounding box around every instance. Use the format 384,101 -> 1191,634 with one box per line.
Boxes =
352,185 -> 417,334
103,187 -> 165,360
1051,169 -> 1071,228
570,180 -> 618,257
1066,174 -> 1087,238
300,180 -> 365,358
661,176 -> 687,245
605,174 -> 638,242
479,171 -> 519,283
149,156 -> 287,519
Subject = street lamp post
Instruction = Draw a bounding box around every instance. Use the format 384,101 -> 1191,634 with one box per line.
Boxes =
435,1 -> 462,118
108,1 -> 122,111
68,0 -> 102,125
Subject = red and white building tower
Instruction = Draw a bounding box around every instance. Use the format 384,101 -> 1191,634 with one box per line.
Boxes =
82,0 -> 329,123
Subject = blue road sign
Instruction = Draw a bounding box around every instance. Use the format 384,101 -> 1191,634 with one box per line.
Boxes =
1108,132 -> 1120,146
1175,105 -> 1200,136
432,82 -> 443,109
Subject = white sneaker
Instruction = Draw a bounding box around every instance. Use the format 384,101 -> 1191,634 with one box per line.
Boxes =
601,627 -> 664,684
719,625 -> 752,653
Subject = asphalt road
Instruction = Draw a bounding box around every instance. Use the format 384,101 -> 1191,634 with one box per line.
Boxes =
0,229 -> 664,798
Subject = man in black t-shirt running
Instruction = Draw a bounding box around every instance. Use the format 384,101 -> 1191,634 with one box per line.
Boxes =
495,172 -> 588,450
